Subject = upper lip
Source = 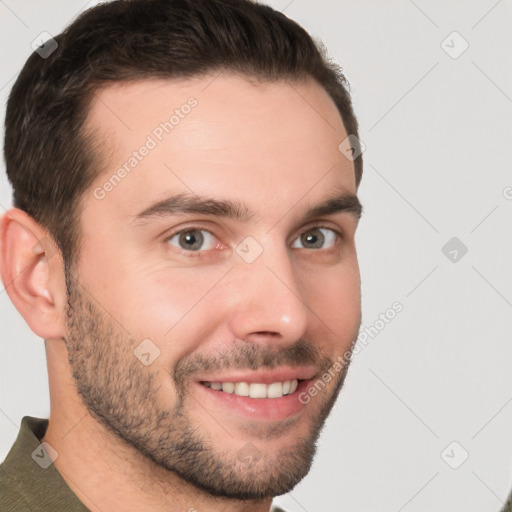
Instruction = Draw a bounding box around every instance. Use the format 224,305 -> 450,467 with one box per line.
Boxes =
196,366 -> 318,385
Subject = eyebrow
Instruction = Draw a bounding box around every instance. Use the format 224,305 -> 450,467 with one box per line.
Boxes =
130,190 -> 363,226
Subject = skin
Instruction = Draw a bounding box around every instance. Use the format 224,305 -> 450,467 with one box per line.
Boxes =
0,73 -> 362,512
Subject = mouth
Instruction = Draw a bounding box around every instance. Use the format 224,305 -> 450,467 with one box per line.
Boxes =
201,379 -> 299,398
194,368 -> 317,421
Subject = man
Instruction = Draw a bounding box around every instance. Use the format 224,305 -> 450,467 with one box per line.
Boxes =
0,0 -> 364,510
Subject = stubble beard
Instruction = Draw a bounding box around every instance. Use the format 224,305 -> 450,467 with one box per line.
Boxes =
63,266 -> 357,500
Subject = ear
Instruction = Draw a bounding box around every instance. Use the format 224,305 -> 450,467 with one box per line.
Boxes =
0,208 -> 68,340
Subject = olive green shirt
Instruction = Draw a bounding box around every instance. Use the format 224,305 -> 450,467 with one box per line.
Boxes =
0,416 -> 288,512
503,490 -> 512,512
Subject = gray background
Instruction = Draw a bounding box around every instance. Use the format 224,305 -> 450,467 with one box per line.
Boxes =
1,1 -> 511,511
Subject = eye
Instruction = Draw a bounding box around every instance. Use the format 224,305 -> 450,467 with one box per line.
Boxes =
166,228 -> 218,252
291,227 -> 339,250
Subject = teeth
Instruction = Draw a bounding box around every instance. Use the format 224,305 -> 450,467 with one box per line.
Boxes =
234,382 -> 250,396
222,382 -> 234,393
249,383 -> 267,398
266,382 -> 283,398
203,379 -> 299,398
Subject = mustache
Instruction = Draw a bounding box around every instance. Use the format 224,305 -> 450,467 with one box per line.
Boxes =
173,338 -> 332,384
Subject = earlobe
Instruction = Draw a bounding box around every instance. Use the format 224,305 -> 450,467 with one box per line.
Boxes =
0,208 -> 67,340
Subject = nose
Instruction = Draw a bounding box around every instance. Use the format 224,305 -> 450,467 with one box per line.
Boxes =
226,243 -> 310,347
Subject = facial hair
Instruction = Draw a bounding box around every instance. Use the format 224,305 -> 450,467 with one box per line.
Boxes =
63,266 -> 357,500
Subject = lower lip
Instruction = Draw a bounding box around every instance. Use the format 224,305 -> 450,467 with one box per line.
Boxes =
195,380 -> 313,421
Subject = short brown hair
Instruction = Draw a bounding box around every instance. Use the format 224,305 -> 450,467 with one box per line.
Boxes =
4,0 -> 363,266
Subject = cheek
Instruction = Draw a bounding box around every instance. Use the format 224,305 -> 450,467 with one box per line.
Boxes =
89,259 -> 228,357
307,260 -> 361,342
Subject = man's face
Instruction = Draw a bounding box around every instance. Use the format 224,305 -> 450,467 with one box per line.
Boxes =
64,73 -> 361,499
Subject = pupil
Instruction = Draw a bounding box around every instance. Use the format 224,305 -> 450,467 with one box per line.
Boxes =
181,230 -> 203,250
303,228 -> 323,248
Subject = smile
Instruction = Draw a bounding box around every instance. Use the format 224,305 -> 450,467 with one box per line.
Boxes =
201,379 -> 299,399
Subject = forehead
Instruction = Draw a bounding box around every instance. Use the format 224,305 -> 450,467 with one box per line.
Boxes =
83,73 -> 355,221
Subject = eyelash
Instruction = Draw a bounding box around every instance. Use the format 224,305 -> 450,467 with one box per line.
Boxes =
163,222 -> 344,258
